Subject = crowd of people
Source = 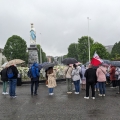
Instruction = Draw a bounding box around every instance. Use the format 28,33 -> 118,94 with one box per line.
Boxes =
0,65 -> 18,98
0,62 -> 57,97
64,63 -> 120,99
0,62 -> 119,99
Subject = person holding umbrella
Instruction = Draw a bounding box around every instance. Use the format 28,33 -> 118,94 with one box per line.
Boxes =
62,58 -> 78,94
47,67 -> 57,95
64,64 -> 73,94
7,65 -> 19,98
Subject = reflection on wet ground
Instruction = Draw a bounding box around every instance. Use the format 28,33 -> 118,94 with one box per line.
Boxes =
0,82 -> 120,120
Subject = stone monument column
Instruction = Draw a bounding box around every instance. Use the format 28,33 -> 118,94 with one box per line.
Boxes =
28,23 -> 39,67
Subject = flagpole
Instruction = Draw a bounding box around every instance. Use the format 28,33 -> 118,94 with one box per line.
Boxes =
87,17 -> 91,62
40,33 -> 42,64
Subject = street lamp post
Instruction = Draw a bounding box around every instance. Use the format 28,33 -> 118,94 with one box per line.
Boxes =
87,17 -> 91,62
40,33 -> 42,64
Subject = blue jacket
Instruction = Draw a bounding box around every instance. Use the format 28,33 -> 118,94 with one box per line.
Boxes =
31,63 -> 40,78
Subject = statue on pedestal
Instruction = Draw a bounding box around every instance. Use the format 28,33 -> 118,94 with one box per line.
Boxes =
28,23 -> 38,67
30,23 -> 36,44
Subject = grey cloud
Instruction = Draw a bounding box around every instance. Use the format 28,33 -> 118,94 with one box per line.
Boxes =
0,0 -> 120,56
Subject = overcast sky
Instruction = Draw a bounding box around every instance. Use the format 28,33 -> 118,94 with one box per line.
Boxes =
0,0 -> 120,56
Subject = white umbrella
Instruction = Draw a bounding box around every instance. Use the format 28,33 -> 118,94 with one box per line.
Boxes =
5,59 -> 25,67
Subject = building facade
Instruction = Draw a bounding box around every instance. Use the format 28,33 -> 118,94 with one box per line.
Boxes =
105,45 -> 113,53
0,48 -> 7,67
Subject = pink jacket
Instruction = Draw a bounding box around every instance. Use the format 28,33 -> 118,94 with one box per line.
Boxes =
96,66 -> 107,82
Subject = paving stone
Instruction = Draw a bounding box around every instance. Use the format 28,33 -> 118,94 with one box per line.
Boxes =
0,82 -> 120,120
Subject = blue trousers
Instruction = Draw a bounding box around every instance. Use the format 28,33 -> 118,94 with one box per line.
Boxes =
98,82 -> 106,94
49,88 -> 54,93
31,80 -> 39,94
9,79 -> 17,96
73,80 -> 80,92
95,82 -> 99,89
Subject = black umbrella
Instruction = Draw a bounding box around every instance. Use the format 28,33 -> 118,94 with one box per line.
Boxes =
62,58 -> 78,65
110,61 -> 120,67
102,59 -> 111,65
42,63 -> 55,70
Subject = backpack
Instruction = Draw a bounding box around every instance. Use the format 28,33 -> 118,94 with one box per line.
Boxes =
27,68 -> 33,78
7,67 -> 14,79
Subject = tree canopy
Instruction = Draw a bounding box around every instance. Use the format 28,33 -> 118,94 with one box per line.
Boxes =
67,43 -> 78,60
3,35 -> 28,63
111,42 -> 120,60
91,42 -> 110,59
78,36 -> 94,63
37,44 -> 47,63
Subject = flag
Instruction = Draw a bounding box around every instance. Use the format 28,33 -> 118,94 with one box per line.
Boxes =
90,52 -> 103,66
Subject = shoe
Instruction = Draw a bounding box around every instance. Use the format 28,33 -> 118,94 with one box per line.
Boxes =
2,92 -> 5,95
49,93 -> 54,95
74,92 -> 79,94
110,87 -> 114,88
97,89 -> 99,92
84,96 -> 89,99
103,94 -> 105,96
34,93 -> 38,96
12,96 -> 17,98
5,92 -> 9,95
92,97 -> 95,99
67,92 -> 72,94
98,94 -> 102,96
95,89 -> 96,91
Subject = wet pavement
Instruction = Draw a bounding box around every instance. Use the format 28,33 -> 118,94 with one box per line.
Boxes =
0,82 -> 120,120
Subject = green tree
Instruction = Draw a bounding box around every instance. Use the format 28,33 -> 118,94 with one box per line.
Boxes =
67,43 -> 78,60
3,35 -> 28,63
111,42 -> 120,60
37,44 -> 41,63
78,36 -> 94,63
63,55 -> 67,59
91,42 -> 110,59
42,51 -> 47,62
37,44 -> 47,63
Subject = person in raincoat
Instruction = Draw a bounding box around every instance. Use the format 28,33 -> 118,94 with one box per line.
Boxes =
47,67 -> 57,95
30,63 -> 40,95
64,64 -> 73,94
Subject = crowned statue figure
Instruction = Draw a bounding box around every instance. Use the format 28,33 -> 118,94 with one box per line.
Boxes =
30,23 -> 36,44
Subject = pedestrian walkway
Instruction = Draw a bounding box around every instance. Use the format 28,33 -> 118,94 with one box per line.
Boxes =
0,82 -> 120,120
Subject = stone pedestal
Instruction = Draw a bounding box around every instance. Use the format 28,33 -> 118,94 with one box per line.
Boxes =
28,45 -> 38,67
